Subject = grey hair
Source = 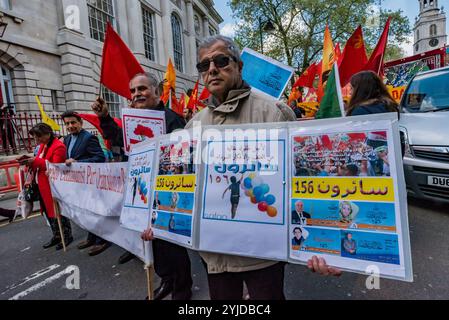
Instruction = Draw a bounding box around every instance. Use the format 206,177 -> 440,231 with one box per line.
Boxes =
198,35 -> 242,63
130,72 -> 159,89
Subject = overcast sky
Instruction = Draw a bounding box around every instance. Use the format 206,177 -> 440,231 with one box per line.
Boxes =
215,0 -> 449,56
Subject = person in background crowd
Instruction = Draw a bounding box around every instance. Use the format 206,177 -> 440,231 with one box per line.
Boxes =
178,35 -> 341,300
21,123 -> 73,250
0,194 -> 15,223
91,72 -> 192,301
0,103 -> 17,154
346,71 -> 399,117
61,111 -> 111,256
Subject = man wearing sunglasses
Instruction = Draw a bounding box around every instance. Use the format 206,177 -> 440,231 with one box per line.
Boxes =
185,35 -> 342,300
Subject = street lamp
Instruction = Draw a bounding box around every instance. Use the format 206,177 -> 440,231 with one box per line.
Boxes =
258,17 -> 275,54
0,16 -> 7,38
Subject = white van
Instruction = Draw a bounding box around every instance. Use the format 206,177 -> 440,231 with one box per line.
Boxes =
399,66 -> 449,203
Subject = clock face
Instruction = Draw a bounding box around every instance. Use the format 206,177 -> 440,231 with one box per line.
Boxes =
429,38 -> 439,47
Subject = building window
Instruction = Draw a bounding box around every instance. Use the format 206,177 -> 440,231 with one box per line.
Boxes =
87,0 -> 115,42
142,6 -> 156,62
102,86 -> 121,118
171,14 -> 184,72
416,29 -> 420,40
0,65 -> 14,111
430,24 -> 437,36
0,0 -> 11,10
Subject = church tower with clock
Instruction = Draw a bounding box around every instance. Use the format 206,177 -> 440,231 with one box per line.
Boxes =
414,0 -> 447,54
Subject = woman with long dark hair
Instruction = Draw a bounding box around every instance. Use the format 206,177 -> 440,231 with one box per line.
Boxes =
23,123 -> 73,250
346,71 -> 399,116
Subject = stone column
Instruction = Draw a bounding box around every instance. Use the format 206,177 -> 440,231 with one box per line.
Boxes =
203,16 -> 210,38
160,0 -> 174,66
185,0 -> 197,75
57,0 -> 96,111
125,0 -> 146,63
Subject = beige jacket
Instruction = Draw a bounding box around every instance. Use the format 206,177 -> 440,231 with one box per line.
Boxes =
186,85 -> 296,274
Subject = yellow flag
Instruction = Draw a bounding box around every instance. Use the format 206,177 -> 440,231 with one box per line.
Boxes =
165,58 -> 176,90
322,25 -> 335,74
318,25 -> 335,102
35,95 -> 61,131
161,58 -> 177,104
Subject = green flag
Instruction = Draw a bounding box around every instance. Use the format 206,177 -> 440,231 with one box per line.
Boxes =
315,62 -> 345,119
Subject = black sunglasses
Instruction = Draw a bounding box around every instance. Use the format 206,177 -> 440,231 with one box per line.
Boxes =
196,55 -> 237,73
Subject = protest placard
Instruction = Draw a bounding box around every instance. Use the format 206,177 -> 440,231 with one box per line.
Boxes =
120,141 -> 157,232
241,48 -> 294,100
150,136 -> 199,247
287,113 -> 412,281
48,162 -> 127,217
199,125 -> 289,261
121,108 -> 165,155
48,162 -> 152,264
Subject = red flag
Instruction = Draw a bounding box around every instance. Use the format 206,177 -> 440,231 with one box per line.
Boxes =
288,87 -> 302,106
199,87 -> 210,101
334,43 -> 342,66
79,113 -> 122,150
171,93 -> 184,117
363,17 -> 391,76
179,93 -> 186,111
187,80 -> 200,111
338,25 -> 368,87
100,23 -> 145,99
293,63 -> 318,89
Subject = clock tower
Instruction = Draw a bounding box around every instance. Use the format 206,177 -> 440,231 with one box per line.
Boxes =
413,0 -> 447,54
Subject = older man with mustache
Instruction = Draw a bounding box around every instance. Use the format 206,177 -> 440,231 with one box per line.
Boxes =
181,35 -> 342,300
91,72 -> 192,300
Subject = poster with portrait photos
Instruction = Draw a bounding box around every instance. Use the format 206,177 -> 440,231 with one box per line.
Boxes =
150,135 -> 199,247
287,114 -> 413,282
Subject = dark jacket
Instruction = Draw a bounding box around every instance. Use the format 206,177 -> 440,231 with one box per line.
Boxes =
291,210 -> 311,224
350,103 -> 391,116
63,129 -> 106,163
99,101 -> 186,160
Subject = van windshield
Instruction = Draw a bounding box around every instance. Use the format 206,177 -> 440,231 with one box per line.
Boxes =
402,70 -> 449,113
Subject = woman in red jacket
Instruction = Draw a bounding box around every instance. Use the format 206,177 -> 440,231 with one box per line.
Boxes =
25,123 -> 73,250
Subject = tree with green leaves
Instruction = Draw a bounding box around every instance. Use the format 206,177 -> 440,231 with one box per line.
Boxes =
230,0 -> 411,77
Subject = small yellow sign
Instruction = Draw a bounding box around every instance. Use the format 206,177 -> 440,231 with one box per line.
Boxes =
291,177 -> 395,202
155,175 -> 196,192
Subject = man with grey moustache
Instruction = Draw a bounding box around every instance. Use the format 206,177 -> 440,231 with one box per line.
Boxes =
91,72 -> 191,300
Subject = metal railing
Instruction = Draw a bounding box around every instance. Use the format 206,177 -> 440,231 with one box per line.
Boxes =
1,104 -> 98,156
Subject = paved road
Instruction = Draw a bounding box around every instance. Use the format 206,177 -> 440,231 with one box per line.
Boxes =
1,196 -> 448,300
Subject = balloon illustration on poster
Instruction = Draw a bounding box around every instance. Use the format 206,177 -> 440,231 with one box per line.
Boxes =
138,175 -> 148,204
241,174 -> 277,217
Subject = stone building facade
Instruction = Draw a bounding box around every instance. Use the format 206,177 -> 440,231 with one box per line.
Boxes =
0,0 -> 223,118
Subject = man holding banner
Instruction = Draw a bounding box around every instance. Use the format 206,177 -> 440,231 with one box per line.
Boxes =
91,72 -> 192,300
61,111 -> 112,257
183,35 -> 341,300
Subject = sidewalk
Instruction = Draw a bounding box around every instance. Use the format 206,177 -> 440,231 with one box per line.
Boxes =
0,192 -> 40,224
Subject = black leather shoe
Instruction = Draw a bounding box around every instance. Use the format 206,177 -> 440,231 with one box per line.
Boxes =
88,242 -> 111,256
43,237 -> 61,249
56,236 -> 73,251
77,239 -> 95,250
118,251 -> 136,264
153,281 -> 173,300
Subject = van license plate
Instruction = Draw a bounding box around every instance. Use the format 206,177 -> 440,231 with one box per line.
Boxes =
428,176 -> 449,188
